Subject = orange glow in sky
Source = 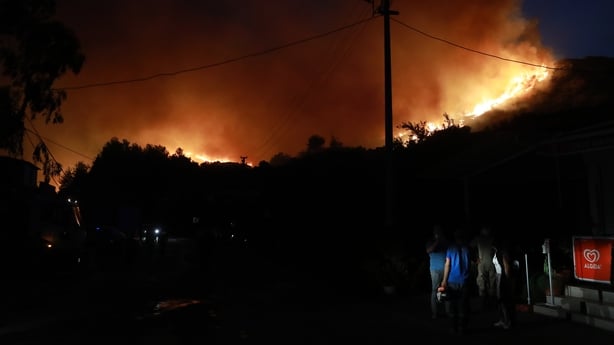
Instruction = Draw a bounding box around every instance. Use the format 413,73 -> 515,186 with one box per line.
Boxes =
26,0 -> 557,184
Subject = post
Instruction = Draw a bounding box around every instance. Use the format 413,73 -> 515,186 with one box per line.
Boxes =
524,253 -> 531,305
378,0 -> 399,228
543,238 -> 555,305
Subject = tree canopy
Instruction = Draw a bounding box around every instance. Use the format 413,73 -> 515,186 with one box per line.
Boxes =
0,0 -> 85,182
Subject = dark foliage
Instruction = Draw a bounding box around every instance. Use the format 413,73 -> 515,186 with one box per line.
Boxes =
56,57 -> 614,293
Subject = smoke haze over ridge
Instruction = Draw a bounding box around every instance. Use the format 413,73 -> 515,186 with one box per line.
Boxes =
34,0 -> 562,173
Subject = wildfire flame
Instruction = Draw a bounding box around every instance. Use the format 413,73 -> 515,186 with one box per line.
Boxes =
166,64 -> 554,158
467,66 -> 550,117
184,151 -> 234,164
414,65 -> 553,138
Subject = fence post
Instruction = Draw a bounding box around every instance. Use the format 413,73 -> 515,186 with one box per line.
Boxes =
524,252 -> 531,305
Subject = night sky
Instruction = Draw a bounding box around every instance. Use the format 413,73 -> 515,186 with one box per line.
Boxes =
522,0 -> 614,59
26,0 -> 614,183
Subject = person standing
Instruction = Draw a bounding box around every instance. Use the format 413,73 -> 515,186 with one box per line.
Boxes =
426,224 -> 449,319
493,241 -> 517,330
440,228 -> 472,335
471,224 -> 497,310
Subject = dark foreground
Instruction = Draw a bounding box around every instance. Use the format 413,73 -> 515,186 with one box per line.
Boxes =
1,237 -> 612,345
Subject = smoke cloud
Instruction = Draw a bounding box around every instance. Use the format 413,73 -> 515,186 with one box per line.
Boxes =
41,0 -> 553,170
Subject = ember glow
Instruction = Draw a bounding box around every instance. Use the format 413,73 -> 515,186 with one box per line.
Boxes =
30,0 -> 559,179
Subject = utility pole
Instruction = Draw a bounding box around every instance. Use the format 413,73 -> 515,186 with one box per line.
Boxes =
376,0 -> 398,229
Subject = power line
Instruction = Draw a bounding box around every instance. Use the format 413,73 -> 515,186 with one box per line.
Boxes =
57,16 -> 380,91
23,119 -> 64,188
253,3 -> 373,161
44,16 -> 377,165
25,128 -> 95,161
53,12 -> 570,95
23,122 -> 97,189
44,8 -> 574,166
391,17 -> 566,71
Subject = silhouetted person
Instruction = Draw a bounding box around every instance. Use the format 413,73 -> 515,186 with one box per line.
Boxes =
440,228 -> 472,335
470,224 -> 497,310
493,238 -> 518,330
426,224 -> 449,319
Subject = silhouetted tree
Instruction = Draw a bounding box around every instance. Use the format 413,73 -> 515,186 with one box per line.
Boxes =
306,134 -> 325,153
174,147 -> 185,157
0,0 -> 85,182
58,161 -> 90,199
269,152 -> 292,166
398,120 -> 429,144
442,112 -> 455,128
398,113 -> 463,147
330,135 -> 343,149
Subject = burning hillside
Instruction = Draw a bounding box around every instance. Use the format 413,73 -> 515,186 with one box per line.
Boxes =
465,56 -> 614,134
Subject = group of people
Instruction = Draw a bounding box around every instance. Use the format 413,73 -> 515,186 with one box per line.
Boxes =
426,223 -> 517,335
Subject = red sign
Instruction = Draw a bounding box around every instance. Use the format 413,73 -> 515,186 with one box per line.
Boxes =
572,236 -> 614,284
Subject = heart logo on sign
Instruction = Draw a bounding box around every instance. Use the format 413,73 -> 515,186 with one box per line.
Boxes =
583,249 -> 600,263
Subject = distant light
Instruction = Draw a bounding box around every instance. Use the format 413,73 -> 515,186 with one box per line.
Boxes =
154,229 -> 160,234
